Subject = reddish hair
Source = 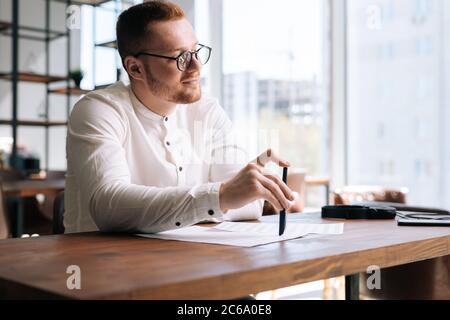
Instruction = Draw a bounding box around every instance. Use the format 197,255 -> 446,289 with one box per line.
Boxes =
116,1 -> 185,62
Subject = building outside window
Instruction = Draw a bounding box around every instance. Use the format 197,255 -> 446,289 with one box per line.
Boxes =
347,0 -> 450,208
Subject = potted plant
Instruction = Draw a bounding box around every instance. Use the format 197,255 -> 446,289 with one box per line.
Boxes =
70,69 -> 84,88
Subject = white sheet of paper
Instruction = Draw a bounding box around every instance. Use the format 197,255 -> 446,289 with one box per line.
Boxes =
137,226 -> 310,247
137,222 -> 344,247
213,222 -> 344,235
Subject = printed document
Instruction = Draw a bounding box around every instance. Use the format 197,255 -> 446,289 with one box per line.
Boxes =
137,221 -> 344,247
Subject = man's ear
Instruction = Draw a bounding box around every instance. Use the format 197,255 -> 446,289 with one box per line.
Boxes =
124,56 -> 145,82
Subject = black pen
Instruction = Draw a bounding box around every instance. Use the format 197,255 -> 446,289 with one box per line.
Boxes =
279,167 -> 288,236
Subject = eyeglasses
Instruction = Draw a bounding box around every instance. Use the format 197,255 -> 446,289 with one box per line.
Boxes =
134,44 -> 212,72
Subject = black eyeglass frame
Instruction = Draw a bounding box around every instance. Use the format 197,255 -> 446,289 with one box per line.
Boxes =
134,44 -> 212,71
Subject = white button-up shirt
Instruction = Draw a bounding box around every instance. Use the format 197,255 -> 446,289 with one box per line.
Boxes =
64,81 -> 263,234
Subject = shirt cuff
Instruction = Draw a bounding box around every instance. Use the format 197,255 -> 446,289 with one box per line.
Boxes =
224,199 -> 264,221
189,182 -> 225,222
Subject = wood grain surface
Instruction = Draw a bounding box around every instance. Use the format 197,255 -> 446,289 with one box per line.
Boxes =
0,213 -> 449,299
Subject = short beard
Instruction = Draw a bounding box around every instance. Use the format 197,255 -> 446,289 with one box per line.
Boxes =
146,70 -> 202,104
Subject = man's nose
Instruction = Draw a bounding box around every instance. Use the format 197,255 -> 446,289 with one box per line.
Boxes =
188,54 -> 202,71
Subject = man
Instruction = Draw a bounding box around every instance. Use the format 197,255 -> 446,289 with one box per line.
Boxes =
64,1 -> 295,234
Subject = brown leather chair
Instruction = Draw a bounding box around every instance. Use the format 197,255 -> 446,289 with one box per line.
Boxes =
333,185 -> 450,300
0,182 -> 10,239
52,191 -> 65,235
334,185 -> 408,205
0,169 -> 26,237
37,170 -> 66,222
0,169 -> 53,236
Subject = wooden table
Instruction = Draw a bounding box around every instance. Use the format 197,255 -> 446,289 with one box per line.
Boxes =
2,179 -> 65,197
0,213 -> 449,299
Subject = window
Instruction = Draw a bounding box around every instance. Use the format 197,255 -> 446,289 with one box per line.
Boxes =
347,0 -> 450,208
218,0 -> 330,207
80,1 -> 133,89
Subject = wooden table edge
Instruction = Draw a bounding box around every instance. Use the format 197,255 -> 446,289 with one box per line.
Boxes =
23,234 -> 447,300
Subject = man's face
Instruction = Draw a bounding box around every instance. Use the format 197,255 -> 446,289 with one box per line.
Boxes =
139,18 -> 202,104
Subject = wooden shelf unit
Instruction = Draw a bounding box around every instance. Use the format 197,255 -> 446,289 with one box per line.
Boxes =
95,40 -> 117,49
48,87 -> 91,95
51,0 -> 112,6
0,120 -> 68,127
0,72 -> 68,84
0,20 -> 67,41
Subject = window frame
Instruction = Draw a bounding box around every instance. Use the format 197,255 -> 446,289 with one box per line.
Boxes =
204,0 -> 343,188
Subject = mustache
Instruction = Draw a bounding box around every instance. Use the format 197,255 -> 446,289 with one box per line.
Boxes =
181,73 -> 200,82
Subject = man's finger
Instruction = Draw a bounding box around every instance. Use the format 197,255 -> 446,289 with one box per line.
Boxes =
256,149 -> 290,168
259,187 -> 283,212
259,174 -> 291,210
265,174 -> 295,201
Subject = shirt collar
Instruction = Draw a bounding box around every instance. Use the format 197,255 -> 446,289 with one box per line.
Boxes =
129,87 -> 176,122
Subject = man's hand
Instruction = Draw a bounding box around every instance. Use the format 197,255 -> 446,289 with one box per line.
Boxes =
263,192 -> 303,215
219,149 -> 295,213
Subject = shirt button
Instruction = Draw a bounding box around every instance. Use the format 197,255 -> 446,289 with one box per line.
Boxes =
179,166 -> 183,172
176,222 -> 181,227
166,141 -> 170,146
164,117 -> 169,122
208,210 -> 214,216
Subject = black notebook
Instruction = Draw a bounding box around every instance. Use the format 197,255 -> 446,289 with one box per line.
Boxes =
396,211 -> 450,227
397,218 -> 450,227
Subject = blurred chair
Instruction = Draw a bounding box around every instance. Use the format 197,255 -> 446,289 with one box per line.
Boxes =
0,182 -> 10,239
0,169 -> 57,236
334,185 -> 408,205
37,170 -> 66,222
52,191 -> 65,235
0,169 -> 34,237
